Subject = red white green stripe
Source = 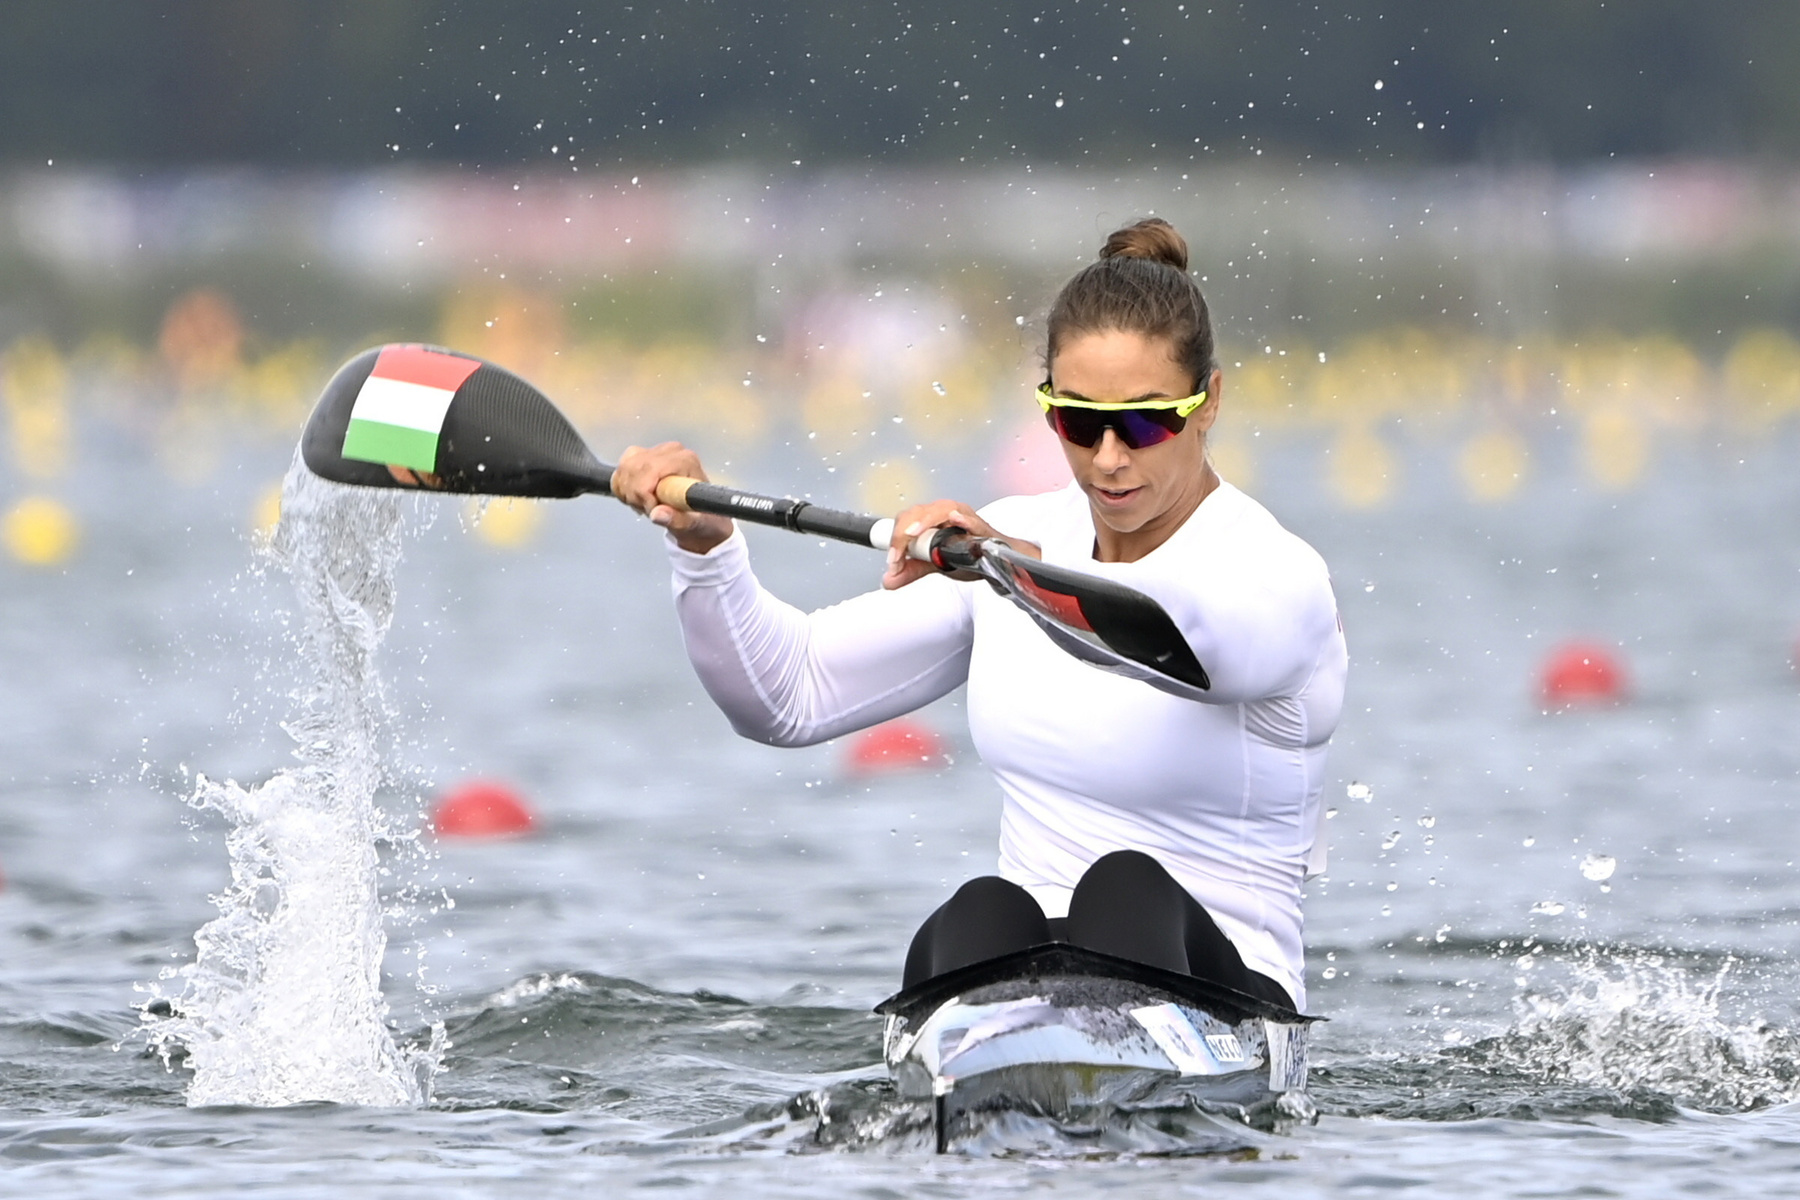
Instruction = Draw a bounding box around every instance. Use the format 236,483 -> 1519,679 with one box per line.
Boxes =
340,346 -> 481,473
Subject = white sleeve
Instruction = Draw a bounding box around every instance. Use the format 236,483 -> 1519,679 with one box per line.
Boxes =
666,528 -> 975,746
1081,538 -> 1341,707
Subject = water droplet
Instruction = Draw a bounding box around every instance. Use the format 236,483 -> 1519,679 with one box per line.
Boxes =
1382,830 -> 1401,850
1417,814 -> 1436,828
1380,904 -> 1392,916
931,381 -> 947,396
1054,97 -> 1065,108
1579,852 -> 1616,882
1529,900 -> 1566,915
1325,807 -> 1339,819
1385,881 -> 1398,892
1374,79 -> 1385,90
1523,836 -> 1536,847
1346,781 -> 1373,802
1322,967 -> 1337,979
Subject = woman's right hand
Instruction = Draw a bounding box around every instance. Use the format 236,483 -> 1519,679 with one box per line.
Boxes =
882,499 -> 1040,589
611,442 -> 735,555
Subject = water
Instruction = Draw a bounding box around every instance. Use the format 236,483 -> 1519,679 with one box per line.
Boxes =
144,460 -> 437,1107
2,419 -> 1800,1195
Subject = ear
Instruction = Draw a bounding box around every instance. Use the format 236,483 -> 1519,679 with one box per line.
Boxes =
1191,367 -> 1223,437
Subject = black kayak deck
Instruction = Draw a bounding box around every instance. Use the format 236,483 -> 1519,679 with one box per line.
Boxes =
874,943 -> 1319,1026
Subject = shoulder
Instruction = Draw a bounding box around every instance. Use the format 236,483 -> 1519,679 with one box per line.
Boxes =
1184,483 -> 1334,590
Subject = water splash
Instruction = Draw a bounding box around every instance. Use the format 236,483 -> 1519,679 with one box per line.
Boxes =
1318,946 -> 1800,1122
1475,950 -> 1800,1113
146,455 -> 441,1107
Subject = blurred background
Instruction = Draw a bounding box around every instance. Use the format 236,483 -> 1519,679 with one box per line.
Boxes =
2,0 -> 1800,562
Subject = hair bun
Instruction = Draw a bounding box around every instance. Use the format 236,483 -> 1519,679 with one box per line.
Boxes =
1099,218 -> 1189,272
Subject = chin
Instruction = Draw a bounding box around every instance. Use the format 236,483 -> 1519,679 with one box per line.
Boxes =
1086,493 -> 1152,533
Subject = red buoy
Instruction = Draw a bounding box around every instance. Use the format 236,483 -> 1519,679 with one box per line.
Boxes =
431,780 -> 536,838
846,718 -> 947,774
1540,641 -> 1627,708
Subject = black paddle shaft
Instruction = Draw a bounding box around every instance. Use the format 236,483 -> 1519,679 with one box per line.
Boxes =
641,476 -> 890,549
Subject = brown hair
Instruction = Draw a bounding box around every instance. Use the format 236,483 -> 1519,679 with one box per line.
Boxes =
1045,218 -> 1216,390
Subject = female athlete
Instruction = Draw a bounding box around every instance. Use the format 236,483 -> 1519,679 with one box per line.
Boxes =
612,218 -> 1347,1010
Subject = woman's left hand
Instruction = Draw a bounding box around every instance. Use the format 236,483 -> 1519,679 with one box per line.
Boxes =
883,500 -> 1040,590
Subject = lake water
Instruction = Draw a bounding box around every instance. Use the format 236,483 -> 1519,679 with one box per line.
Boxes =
3,410 -> 1800,1196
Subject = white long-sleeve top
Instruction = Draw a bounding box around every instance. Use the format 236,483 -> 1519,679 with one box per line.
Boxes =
666,480 -> 1347,1006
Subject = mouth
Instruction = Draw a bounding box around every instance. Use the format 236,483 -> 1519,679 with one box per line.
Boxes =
1091,484 -> 1141,507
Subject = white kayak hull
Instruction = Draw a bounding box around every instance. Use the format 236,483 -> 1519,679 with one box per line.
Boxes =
874,944 -> 1317,1151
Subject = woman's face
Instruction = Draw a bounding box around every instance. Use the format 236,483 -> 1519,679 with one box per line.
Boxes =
1047,328 -> 1221,559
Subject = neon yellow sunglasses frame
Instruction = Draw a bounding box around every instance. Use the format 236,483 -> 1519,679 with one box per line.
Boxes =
1035,383 -> 1209,418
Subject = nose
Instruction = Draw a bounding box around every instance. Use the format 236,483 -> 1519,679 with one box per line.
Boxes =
1092,427 -> 1131,472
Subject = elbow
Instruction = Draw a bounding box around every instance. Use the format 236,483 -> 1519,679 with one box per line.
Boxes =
726,711 -> 826,749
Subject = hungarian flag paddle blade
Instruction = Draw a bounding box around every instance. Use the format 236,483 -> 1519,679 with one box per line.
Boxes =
301,345 -> 611,498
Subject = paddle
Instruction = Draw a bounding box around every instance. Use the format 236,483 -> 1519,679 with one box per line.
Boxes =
299,344 -> 1212,698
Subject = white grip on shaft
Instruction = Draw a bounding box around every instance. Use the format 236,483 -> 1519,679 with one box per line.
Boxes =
864,518 -> 939,562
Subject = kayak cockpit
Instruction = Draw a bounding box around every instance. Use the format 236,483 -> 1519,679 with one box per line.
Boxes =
874,944 -> 1319,1151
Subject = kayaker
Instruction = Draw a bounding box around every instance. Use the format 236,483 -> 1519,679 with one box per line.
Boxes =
612,218 -> 1347,1010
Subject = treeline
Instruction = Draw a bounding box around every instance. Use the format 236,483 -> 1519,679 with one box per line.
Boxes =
2,1 -> 1795,168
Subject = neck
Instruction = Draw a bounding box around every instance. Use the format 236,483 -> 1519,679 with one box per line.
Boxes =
1092,460 -> 1219,563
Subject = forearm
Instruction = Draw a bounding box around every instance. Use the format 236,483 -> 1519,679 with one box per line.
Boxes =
669,530 -> 973,746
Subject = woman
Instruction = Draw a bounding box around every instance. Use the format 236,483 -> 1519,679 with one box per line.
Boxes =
612,218 -> 1346,1010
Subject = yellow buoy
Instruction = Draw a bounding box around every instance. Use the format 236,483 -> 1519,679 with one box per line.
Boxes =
1459,429 -> 1529,503
1582,406 -> 1649,490
2,337 -> 71,479
466,497 -> 544,548
3,494 -> 79,566
252,481 -> 283,540
1328,425 -> 1396,509
858,458 -> 927,517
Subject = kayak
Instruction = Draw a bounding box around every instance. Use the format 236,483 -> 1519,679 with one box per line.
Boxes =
874,943 -> 1318,1151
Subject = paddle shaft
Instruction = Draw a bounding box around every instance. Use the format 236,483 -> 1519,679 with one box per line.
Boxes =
621,470 -> 978,569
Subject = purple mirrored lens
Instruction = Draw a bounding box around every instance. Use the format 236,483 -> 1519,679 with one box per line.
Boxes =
1048,406 -> 1184,449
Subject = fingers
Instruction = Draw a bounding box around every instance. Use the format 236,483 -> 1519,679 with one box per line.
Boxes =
612,442 -> 706,513
882,499 -> 995,589
613,442 -> 734,554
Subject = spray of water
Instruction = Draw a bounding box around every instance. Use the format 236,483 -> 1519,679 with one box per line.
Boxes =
1477,950 -> 1800,1112
146,455 -> 441,1106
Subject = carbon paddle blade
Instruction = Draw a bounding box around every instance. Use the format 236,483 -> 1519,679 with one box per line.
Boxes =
300,345 -> 613,498
973,539 -> 1212,700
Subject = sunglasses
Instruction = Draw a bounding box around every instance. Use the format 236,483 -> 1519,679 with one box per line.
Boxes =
1036,383 -> 1209,449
